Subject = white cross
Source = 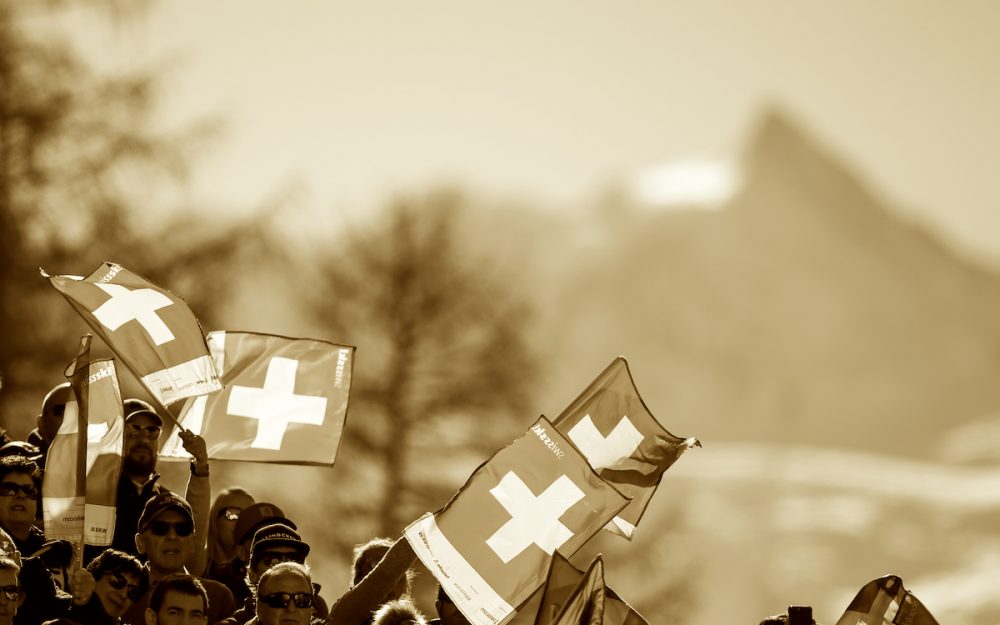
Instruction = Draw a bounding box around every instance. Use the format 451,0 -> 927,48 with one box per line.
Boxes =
485,471 -> 584,563
567,414 -> 644,470
227,357 -> 328,450
92,284 -> 175,346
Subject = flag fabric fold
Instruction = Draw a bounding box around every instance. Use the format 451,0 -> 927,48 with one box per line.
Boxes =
552,356 -> 699,539
42,336 -> 125,548
510,553 -> 648,625
45,262 -> 221,406
160,331 -> 355,465
550,555 -> 605,625
833,575 -> 940,625
404,417 -> 629,625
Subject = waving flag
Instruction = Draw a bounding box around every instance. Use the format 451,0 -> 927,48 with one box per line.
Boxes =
45,262 -> 221,406
405,417 -> 628,625
43,335 -> 125,547
511,553 -> 648,625
160,331 -> 355,465
552,357 -> 699,539
834,575 -> 940,625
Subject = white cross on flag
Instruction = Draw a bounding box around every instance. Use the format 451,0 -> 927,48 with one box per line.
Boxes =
552,357 -> 700,540
833,575 -> 940,625
45,262 -> 221,406
161,331 -> 355,465
404,416 -> 628,625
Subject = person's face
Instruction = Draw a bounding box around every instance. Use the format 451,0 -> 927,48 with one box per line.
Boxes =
123,414 -> 162,474
38,401 -> 66,443
256,569 -> 313,625
216,493 -> 254,552
0,473 -> 38,530
249,546 -> 303,584
136,510 -> 193,575
144,590 -> 207,625
94,569 -> 141,617
0,569 -> 23,625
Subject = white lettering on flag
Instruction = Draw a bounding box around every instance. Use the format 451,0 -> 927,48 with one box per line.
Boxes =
567,414 -> 644,470
227,357 -> 327,450
92,283 -> 175,345
486,472 -> 584,564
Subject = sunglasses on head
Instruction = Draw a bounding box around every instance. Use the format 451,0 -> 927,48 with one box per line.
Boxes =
260,592 -> 313,609
147,519 -> 194,537
217,507 -> 241,522
0,585 -> 22,602
108,572 -> 144,601
0,482 -> 37,499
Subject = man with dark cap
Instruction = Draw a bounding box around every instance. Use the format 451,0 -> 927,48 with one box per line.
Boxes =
227,503 -> 296,603
218,523 -> 327,625
122,492 -> 234,625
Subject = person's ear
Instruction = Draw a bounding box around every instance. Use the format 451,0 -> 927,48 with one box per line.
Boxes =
145,607 -> 157,625
135,532 -> 147,555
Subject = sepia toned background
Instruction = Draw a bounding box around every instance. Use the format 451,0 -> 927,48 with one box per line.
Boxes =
2,1 -> 999,623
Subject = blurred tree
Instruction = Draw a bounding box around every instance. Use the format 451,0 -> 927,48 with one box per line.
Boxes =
306,190 -> 540,542
0,0 -> 279,432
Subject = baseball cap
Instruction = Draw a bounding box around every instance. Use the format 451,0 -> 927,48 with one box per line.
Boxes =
124,407 -> 163,427
249,523 -> 310,566
233,502 -> 296,546
138,492 -> 194,533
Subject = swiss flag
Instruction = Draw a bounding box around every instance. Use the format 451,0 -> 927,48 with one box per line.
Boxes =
404,417 -> 628,625
161,331 -> 355,465
45,262 -> 221,406
552,357 -> 699,539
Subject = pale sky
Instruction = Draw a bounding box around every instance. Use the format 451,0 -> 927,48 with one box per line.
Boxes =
53,1 -> 1000,266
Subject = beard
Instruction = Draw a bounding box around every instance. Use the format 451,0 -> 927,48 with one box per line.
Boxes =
122,446 -> 157,476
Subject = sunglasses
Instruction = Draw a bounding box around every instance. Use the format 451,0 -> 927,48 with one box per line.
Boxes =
0,482 -> 37,499
0,585 -> 22,602
108,572 -> 144,602
125,423 -> 162,439
260,592 -> 313,610
218,507 -> 241,522
147,520 -> 194,537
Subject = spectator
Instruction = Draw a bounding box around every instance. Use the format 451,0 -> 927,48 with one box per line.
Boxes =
203,488 -> 254,598
66,549 -> 147,625
26,383 -> 72,462
250,562 -> 315,625
142,574 -> 208,625
228,503 -> 296,605
327,538 -> 417,625
122,493 -> 234,625
0,557 -> 23,625
219,523 -> 323,625
0,457 -> 43,557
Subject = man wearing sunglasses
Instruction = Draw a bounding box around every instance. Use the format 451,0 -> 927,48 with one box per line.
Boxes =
97,408 -> 211,579
123,493 -> 235,625
251,561 -> 316,625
